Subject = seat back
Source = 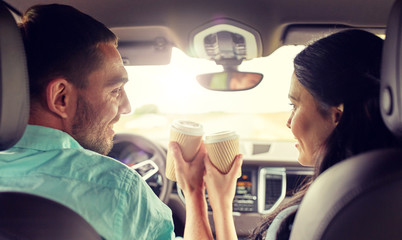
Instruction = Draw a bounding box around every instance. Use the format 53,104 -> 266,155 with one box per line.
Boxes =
289,0 -> 402,239
0,192 -> 101,240
381,0 -> 402,135
289,149 -> 402,240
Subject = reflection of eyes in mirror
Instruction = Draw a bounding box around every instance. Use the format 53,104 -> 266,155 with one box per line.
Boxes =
196,71 -> 263,91
230,72 -> 262,90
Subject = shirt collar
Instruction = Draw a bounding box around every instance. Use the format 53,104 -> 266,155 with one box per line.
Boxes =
14,125 -> 84,151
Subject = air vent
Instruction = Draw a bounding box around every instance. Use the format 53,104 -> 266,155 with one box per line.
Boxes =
258,168 -> 286,213
252,144 -> 271,155
285,169 -> 313,196
264,174 -> 283,209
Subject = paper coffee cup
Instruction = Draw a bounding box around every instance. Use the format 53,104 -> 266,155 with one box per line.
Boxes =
166,120 -> 204,181
204,131 -> 239,174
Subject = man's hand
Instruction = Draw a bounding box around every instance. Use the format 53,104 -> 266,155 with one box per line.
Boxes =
170,141 -> 206,196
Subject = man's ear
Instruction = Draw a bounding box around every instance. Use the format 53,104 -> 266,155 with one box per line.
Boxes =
332,103 -> 344,125
46,79 -> 75,119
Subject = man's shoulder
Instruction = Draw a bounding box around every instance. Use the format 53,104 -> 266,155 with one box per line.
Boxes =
6,143 -> 142,193
54,147 -> 141,186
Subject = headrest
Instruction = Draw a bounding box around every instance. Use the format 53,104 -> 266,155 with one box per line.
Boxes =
0,2 -> 29,150
381,0 -> 402,136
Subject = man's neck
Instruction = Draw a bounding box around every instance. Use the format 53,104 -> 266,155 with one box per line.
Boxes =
28,109 -> 67,134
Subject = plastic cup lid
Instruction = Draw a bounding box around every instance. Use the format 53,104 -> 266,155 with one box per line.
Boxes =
204,130 -> 238,143
171,120 -> 204,136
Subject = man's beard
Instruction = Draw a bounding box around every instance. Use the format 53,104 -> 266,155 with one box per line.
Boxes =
71,94 -> 114,155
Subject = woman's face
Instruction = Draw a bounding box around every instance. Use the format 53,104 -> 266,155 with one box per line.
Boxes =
287,73 -> 340,166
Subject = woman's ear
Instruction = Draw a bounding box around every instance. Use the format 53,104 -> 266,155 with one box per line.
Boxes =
46,79 -> 74,119
332,103 -> 344,125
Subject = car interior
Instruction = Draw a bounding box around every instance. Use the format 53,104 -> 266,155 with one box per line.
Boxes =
1,0 -> 402,239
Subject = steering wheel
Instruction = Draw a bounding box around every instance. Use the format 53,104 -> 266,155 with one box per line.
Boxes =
108,133 -> 173,203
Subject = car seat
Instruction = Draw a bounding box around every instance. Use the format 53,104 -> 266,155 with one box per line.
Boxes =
0,192 -> 102,240
0,1 -> 29,151
0,1 -> 101,239
289,0 -> 402,239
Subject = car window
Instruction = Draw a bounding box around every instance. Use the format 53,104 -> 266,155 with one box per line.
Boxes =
115,45 -> 305,142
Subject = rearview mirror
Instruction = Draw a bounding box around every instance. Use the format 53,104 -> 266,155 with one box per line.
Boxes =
196,71 -> 263,91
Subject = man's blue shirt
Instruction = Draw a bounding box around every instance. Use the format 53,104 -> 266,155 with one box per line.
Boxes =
0,125 -> 174,240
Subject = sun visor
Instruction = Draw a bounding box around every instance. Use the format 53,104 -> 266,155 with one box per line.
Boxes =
283,25 -> 385,46
117,40 -> 172,66
112,26 -> 174,66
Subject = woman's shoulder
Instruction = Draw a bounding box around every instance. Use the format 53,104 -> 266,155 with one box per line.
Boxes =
266,205 -> 299,240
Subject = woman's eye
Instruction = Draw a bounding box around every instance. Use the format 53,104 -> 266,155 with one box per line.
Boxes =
289,103 -> 296,111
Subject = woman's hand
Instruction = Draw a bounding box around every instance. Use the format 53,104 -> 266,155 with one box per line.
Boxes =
204,153 -> 243,211
204,154 -> 243,240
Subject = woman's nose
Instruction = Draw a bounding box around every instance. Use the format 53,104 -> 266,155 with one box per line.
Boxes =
286,114 -> 293,129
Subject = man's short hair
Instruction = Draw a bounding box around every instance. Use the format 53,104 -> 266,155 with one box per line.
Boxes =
19,4 -> 118,102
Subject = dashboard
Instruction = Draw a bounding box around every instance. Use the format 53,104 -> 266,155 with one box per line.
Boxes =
109,133 -> 313,237
202,166 -> 312,213
204,166 -> 312,237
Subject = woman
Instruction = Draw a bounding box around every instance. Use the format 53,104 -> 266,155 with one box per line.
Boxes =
170,29 -> 400,240
250,29 -> 401,239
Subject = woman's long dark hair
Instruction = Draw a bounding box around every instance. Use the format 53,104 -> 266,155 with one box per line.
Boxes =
250,29 -> 400,239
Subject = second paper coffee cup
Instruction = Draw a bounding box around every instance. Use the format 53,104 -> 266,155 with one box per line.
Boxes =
166,120 -> 204,181
204,130 -> 239,174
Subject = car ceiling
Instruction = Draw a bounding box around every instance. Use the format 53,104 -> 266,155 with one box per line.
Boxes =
5,0 -> 396,60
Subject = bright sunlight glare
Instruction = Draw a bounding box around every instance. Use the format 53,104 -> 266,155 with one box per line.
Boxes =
117,45 -> 304,141
125,45 -> 305,114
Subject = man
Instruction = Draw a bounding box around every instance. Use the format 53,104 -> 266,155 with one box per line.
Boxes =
0,4 -> 174,239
